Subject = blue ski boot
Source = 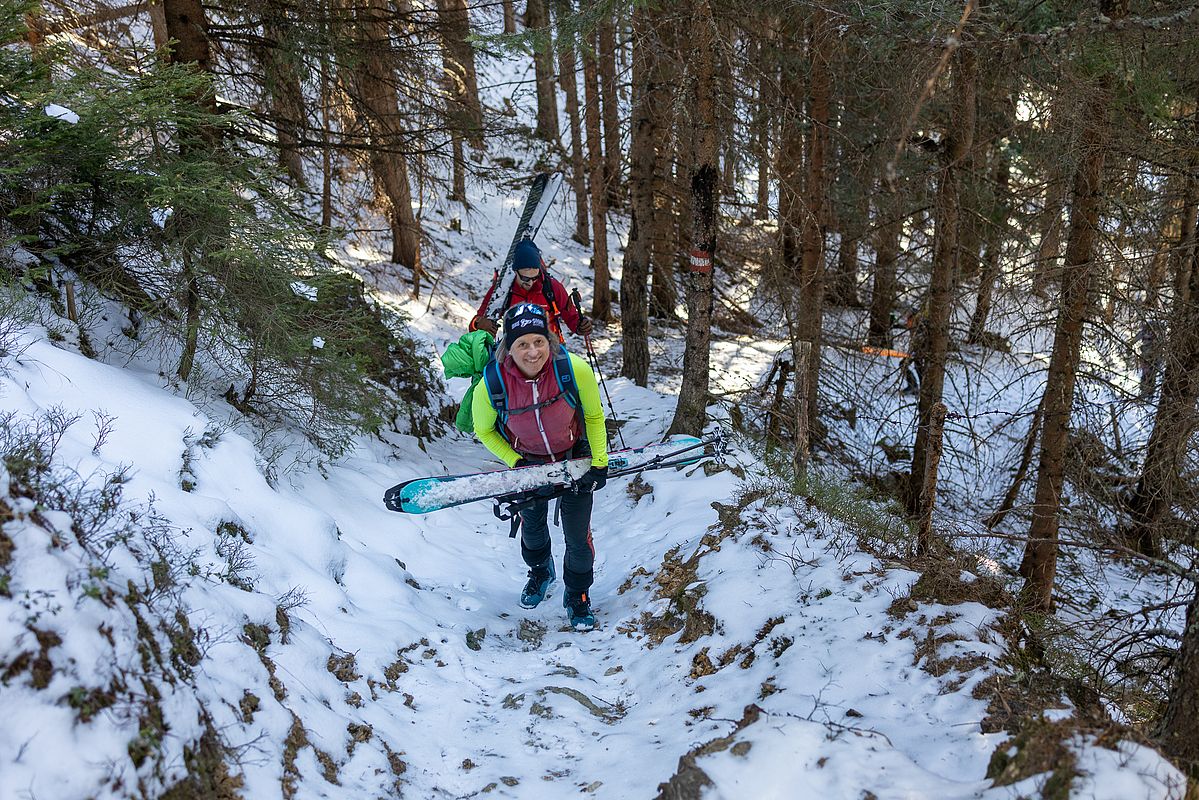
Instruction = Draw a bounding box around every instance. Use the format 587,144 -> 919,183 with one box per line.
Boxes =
520,561 -> 555,609
563,591 -> 597,631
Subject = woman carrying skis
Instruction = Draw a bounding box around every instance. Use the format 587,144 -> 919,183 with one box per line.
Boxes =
472,302 -> 608,631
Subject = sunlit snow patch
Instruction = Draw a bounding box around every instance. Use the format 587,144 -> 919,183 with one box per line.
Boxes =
44,103 -> 79,123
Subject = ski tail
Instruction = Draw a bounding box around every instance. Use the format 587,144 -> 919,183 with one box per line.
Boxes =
485,172 -> 564,320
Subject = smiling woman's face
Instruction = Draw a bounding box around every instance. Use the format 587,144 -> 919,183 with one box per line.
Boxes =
511,332 -> 550,377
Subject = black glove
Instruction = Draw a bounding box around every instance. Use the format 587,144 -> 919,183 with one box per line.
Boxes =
514,458 -> 533,468
574,465 -> 608,493
577,316 -> 594,336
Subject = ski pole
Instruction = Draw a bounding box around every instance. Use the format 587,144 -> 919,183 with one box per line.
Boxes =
570,288 -> 626,449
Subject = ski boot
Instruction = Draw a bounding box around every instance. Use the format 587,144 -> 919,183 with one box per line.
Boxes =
563,591 -> 597,631
520,561 -> 556,609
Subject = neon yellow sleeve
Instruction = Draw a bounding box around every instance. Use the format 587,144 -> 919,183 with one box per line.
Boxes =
472,377 -> 522,467
569,353 -> 609,468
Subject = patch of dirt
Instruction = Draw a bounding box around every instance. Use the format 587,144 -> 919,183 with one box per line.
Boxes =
327,652 -> 360,683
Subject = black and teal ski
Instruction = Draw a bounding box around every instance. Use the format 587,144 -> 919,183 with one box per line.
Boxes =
484,171 -> 564,320
383,435 -> 715,515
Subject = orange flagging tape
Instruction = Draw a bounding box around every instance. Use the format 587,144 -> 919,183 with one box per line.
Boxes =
860,345 -> 911,359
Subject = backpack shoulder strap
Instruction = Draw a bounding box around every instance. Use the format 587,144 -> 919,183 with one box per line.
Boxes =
551,345 -> 580,411
482,356 -> 510,432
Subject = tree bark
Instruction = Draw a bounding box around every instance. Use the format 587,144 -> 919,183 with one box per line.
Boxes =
867,191 -> 903,348
1125,174 -> 1199,557
968,148 -> 1011,344
526,0 -> 559,142
260,5 -> 308,187
753,31 -> 772,221
1031,172 -> 1069,296
1156,584 -> 1199,775
436,0 -> 484,148
554,0 -> 589,245
503,0 -> 515,34
162,0 -> 217,383
348,0 -> 422,278
598,14 -> 622,206
907,47 -> 976,515
620,2 -> 668,385
667,0 -> 718,437
1019,65 -> 1117,611
582,36 -> 611,320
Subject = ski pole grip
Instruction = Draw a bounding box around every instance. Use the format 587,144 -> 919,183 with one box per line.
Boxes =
570,287 -> 584,314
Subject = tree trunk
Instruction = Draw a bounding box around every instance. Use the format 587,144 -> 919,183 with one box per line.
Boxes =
583,37 -> 611,320
829,172 -> 866,308
650,173 -> 679,318
620,2 -> 668,385
260,6 -> 308,187
907,48 -> 976,515
349,0 -> 422,279
162,0 -> 217,383
753,32 -> 772,221
968,149 -> 1011,344
1031,173 -> 1069,296
1157,584 -> 1199,776
436,0 -> 484,147
1019,71 -> 1116,611
867,191 -> 903,348
667,0 -> 718,437
794,10 -> 832,442
503,0 -> 515,34
598,14 -> 622,207
526,0 -> 559,142
555,0 -> 589,245
1125,178 -> 1199,557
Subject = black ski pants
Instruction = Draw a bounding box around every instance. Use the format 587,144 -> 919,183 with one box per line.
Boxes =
518,442 -> 595,595
519,490 -> 594,596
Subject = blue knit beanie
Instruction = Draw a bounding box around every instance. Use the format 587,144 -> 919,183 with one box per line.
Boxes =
513,239 -> 542,272
503,303 -> 550,349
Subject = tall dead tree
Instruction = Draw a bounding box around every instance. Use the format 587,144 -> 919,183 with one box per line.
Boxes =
667,0 -> 718,437
1019,4 -> 1124,608
620,2 -> 670,385
906,46 -> 976,514
526,0 -> 559,142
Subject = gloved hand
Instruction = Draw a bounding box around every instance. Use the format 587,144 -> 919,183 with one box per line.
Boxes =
574,465 -> 608,493
472,315 -> 499,336
577,316 -> 594,336
514,457 -> 533,468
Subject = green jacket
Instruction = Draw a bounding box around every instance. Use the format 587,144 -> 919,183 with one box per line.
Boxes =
440,330 -> 495,432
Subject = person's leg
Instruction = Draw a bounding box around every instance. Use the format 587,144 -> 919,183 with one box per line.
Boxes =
519,498 -> 552,569
559,490 -> 595,597
518,498 -> 555,608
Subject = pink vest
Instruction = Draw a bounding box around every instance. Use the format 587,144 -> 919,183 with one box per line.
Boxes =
499,356 -> 580,458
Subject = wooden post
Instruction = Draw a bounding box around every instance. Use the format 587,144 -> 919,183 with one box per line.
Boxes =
792,341 -> 811,475
65,282 -> 78,323
917,401 -> 948,556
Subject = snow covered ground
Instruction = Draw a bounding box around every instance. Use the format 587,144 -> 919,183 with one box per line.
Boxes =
0,180 -> 1188,798
1,5 -> 1190,798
